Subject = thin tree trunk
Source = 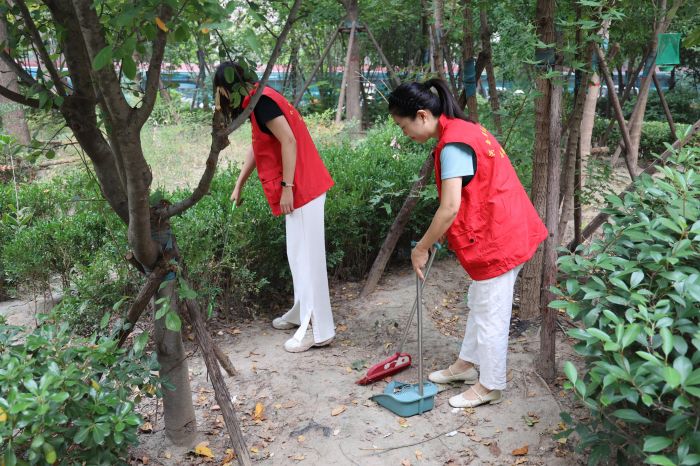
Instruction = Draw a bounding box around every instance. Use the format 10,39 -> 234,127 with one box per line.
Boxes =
579,71 -> 600,159
420,0 -> 430,66
153,280 -> 197,445
595,44 -> 638,180
362,155 -> 434,297
600,53 -> 646,146
573,139 -> 582,248
293,26 -> 340,107
480,8 -> 500,134
344,0 -> 361,124
652,70 -> 676,140
0,16 -> 31,144
539,68 -> 562,383
433,0 -> 446,79
462,0 -> 478,121
335,20 -> 356,123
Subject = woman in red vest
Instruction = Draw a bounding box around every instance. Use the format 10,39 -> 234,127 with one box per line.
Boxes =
388,79 -> 548,408
214,62 -> 335,353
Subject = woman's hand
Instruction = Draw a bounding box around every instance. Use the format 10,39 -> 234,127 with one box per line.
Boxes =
280,187 -> 294,214
411,243 -> 430,280
230,184 -> 244,207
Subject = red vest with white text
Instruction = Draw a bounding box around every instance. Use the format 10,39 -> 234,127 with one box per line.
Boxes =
434,115 -> 548,280
243,86 -> 334,216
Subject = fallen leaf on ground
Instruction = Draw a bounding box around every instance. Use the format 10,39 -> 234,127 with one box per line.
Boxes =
398,417 -> 409,427
222,449 -> 236,462
512,445 -> 529,456
331,405 -> 346,416
282,400 -> 297,409
139,422 -> 153,433
163,451 -> 171,459
252,402 -> 265,421
337,323 -> 348,332
400,460 -> 411,466
292,454 -> 305,461
415,450 -> 423,460
489,441 -> 501,457
345,367 -> 353,373
193,442 -> 214,458
297,435 -> 305,443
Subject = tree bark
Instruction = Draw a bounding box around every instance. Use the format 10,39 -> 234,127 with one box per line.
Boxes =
340,0 -> 361,125
479,8 -> 500,134
362,154 -> 434,297
538,68 -> 562,383
153,280 -> 197,445
433,0 -> 446,79
578,71 -> 600,159
462,0 -> 478,121
652,70 -> 676,140
0,16 -> 30,144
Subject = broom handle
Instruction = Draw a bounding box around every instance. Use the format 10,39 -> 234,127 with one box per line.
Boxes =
397,245 -> 438,354
417,272 -> 424,397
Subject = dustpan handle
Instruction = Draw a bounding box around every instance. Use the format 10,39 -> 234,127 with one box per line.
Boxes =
397,245 -> 438,354
417,272 -> 424,397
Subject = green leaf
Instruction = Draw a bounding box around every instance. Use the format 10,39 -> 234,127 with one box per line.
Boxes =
100,312 -> 111,330
133,331 -> 149,354
674,356 -> 692,384
165,311 -> 181,332
122,56 -> 137,80
243,28 -> 262,52
612,408 -> 652,424
647,455 -> 677,466
74,426 -> 90,444
587,328 -> 611,342
644,436 -> 673,453
563,361 -> 577,383
621,324 -> 642,348
42,443 -> 56,464
92,46 -> 113,71
224,66 -> 235,84
660,328 -> 674,355
662,367 -> 681,389
630,270 -> 644,288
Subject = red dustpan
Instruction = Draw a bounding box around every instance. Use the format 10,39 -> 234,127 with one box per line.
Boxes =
357,247 -> 437,385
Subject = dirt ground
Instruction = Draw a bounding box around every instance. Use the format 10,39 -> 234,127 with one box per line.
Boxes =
126,259 -> 585,466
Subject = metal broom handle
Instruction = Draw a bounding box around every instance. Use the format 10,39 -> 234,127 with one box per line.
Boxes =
417,271 -> 424,397
397,246 -> 437,354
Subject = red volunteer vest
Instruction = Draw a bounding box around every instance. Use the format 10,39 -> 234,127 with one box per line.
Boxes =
242,86 -> 334,216
434,115 -> 548,280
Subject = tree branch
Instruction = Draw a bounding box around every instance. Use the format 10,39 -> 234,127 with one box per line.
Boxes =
1,50 -> 41,87
69,0 -> 129,120
14,0 -> 66,96
133,5 -> 172,128
160,0 -> 303,219
0,83 -> 41,108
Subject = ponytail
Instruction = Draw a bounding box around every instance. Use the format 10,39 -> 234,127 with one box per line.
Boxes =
388,78 -> 470,122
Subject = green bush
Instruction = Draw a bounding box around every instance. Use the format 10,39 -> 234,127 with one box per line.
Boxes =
593,118 -> 692,159
0,318 -> 161,465
553,144 -> 700,464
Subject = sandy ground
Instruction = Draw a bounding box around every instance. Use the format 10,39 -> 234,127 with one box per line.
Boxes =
126,259 -> 584,466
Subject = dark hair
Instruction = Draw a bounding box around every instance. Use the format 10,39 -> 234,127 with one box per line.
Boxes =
213,61 -> 257,121
387,78 -> 470,122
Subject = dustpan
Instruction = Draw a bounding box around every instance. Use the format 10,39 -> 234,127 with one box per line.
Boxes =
357,246 -> 438,385
371,273 -> 437,417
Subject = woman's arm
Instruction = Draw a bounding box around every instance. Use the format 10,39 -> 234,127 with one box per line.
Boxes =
231,146 -> 255,206
266,115 -> 297,214
411,177 -> 462,278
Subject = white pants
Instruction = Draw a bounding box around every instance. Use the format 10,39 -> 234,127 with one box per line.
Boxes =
277,193 -> 335,343
459,264 -> 522,390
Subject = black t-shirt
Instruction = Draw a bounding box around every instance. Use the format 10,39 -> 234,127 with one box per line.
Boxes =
253,95 -> 284,135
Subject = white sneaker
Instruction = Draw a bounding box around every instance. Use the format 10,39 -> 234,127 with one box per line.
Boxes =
272,317 -> 299,330
284,333 -> 334,353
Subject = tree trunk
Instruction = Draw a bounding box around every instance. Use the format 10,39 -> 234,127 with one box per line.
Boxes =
420,0 -> 430,66
344,0 -> 362,125
538,66 -> 562,382
433,0 -> 446,79
0,16 -> 30,144
557,70 -> 587,244
153,280 -> 197,445
196,46 -> 209,110
579,71 -> 600,159
480,8 -> 501,135
462,0 -> 478,121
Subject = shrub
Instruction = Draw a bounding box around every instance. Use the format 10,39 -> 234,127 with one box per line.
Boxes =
593,118 -> 692,159
553,143 -> 700,464
0,318 -> 161,465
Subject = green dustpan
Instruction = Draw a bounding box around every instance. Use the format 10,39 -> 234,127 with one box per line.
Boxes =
371,272 -> 436,417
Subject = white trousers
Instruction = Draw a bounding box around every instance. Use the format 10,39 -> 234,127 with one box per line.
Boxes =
459,264 -> 522,390
277,193 -> 335,343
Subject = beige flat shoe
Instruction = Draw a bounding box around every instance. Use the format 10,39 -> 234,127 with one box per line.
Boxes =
449,387 -> 502,408
283,333 -> 334,353
428,365 -> 478,384
272,317 -> 299,330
